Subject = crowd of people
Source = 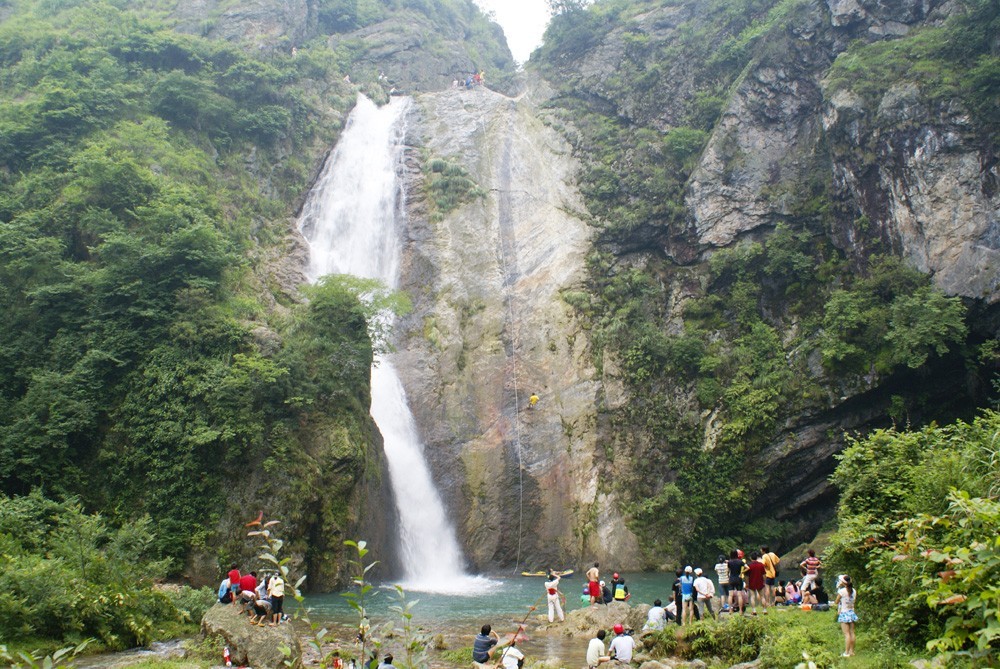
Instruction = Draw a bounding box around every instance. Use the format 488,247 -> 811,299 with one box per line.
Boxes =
217,563 -> 286,627
528,548 -> 859,661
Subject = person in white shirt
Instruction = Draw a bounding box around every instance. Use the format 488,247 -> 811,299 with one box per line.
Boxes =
498,642 -> 524,669
586,629 -> 610,668
544,571 -> 565,622
693,567 -> 717,619
608,624 -> 635,664
643,599 -> 667,630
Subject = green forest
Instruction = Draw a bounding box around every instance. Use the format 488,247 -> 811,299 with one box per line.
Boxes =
1,0 -> 998,664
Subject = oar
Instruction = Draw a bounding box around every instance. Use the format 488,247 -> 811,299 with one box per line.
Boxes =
493,593 -> 545,669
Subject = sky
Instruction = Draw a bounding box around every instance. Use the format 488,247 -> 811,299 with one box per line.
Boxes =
474,0 -> 552,64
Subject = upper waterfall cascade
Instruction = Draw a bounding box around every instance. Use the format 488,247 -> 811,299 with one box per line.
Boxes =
297,94 -> 493,594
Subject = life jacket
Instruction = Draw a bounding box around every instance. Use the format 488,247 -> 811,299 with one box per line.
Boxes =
614,583 -> 627,600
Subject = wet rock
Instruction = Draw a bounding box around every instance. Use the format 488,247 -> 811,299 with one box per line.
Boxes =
201,603 -> 301,668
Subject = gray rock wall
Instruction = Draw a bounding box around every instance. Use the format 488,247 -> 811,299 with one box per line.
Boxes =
392,84 -> 642,570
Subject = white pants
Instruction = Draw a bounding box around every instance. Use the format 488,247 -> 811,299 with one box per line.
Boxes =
547,593 -> 564,622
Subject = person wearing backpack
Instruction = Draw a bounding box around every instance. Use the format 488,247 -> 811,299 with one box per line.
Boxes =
760,546 -> 780,607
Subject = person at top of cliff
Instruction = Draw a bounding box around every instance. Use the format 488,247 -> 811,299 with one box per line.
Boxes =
586,562 -> 601,606
472,624 -> 499,667
528,392 -> 539,409
544,570 -> 565,623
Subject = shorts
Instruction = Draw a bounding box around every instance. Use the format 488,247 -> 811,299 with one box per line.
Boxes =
271,595 -> 284,615
719,584 -> 729,597
589,581 -> 601,597
231,583 -> 240,593
682,593 -> 693,602
728,581 -> 744,591
765,577 -> 776,586
837,610 -> 859,624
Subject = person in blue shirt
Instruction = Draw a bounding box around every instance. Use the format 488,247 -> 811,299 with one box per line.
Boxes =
680,566 -> 696,625
472,624 -> 499,667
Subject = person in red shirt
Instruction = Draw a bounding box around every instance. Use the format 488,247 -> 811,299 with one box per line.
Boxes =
745,552 -> 768,615
238,571 -> 259,613
227,564 -> 241,607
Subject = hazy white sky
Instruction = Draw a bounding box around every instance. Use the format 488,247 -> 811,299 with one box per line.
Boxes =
474,0 -> 552,64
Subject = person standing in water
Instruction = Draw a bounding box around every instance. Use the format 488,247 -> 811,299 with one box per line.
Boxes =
544,570 -> 565,622
587,562 -> 601,606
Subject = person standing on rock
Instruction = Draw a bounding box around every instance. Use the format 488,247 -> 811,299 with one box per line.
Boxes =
544,570 -> 565,623
586,629 -> 611,668
268,573 -> 285,626
227,564 -> 241,606
587,562 -> 601,606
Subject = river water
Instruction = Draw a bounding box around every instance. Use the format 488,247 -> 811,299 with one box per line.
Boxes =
303,572 -> 682,666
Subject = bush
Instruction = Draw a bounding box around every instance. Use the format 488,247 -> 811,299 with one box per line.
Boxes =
680,617 -> 768,663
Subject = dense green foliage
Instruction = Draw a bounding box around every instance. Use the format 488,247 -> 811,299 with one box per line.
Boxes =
826,412 -> 1000,665
0,493 -> 214,648
0,0 -> 378,573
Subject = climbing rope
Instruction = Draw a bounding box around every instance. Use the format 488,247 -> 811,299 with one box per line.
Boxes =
477,102 -> 526,574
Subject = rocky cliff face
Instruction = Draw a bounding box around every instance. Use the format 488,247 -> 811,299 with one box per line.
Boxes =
390,84 -> 642,569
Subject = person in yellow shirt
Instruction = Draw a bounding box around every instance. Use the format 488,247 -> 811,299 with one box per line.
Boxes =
528,393 -> 539,409
760,546 -> 780,607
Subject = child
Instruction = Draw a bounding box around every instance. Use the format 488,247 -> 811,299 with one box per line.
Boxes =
774,580 -> 787,604
834,575 -> 858,657
785,580 -> 801,604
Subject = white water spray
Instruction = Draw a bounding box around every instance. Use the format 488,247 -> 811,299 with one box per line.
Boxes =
298,95 -> 495,594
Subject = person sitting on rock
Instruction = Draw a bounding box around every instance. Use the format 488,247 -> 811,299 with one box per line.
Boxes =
218,576 -> 233,604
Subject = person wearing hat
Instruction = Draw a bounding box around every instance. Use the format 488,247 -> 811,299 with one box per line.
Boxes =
607,623 -> 635,664
693,567 -> 717,619
680,566 -> 696,625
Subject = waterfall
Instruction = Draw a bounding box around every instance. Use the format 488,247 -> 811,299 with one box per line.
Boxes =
298,95 -> 493,594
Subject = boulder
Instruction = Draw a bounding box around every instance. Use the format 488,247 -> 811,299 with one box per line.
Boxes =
201,603 -> 301,668
538,601 -> 649,639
